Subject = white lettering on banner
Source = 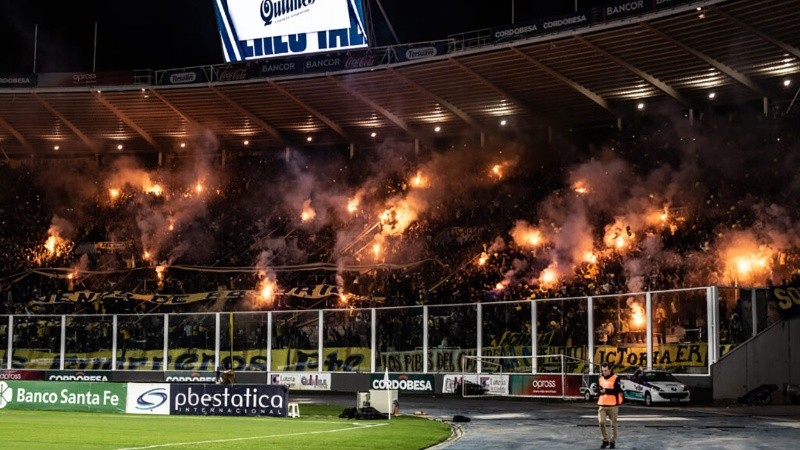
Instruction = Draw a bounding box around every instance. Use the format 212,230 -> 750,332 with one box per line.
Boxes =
15,388 -> 118,406
72,73 -> 97,84
531,379 -> 557,389
174,387 -> 284,409
0,77 -> 32,84
218,68 -> 248,82
165,376 -> 217,383
0,373 -> 22,380
262,62 -> 296,74
48,375 -> 108,382
228,0 -> 350,40
542,15 -> 587,29
606,1 -> 645,17
169,72 -> 197,84
495,25 -> 538,39
405,47 -> 437,60
306,58 -> 340,70
371,379 -> 432,391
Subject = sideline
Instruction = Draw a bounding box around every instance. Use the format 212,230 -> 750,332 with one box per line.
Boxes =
116,422 -> 388,450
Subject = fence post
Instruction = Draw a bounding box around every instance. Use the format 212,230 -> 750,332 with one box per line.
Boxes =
587,297 -> 594,374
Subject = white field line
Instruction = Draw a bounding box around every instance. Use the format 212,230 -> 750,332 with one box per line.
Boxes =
116,422 -> 388,450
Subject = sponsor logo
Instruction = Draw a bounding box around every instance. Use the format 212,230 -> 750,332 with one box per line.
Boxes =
371,378 -> 433,391
345,55 -> 377,70
0,382 -> 12,409
0,77 -> 32,85
495,25 -> 538,39
218,68 -> 248,82
261,62 -> 297,74
405,47 -> 438,60
0,373 -> 21,381
48,373 -> 109,382
165,372 -> 216,383
72,73 -> 98,84
301,375 -> 328,387
305,58 -> 340,70
531,379 -> 557,389
542,15 -> 588,30
172,385 -> 285,416
169,72 -> 197,84
136,388 -> 168,411
13,386 -> 120,407
606,0 -> 645,17
261,0 -> 316,26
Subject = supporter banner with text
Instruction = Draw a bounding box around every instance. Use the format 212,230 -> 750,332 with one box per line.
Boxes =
0,380 -> 126,413
34,290 -> 250,306
771,285 -> 800,317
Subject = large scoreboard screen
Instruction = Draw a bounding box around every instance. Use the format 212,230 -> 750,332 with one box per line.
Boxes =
213,0 -> 369,62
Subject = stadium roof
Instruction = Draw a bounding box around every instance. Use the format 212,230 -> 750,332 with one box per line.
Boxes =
0,0 -> 798,158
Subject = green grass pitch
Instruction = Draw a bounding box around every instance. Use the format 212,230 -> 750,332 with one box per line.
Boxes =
0,405 -> 452,449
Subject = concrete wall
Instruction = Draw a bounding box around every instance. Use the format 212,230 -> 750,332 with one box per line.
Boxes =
712,315 -> 799,403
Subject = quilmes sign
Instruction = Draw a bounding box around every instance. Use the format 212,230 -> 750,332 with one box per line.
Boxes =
214,0 -> 369,61
0,381 -> 126,413
171,384 -> 288,416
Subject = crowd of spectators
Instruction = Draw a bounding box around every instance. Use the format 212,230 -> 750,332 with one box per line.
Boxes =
1,107 -> 799,332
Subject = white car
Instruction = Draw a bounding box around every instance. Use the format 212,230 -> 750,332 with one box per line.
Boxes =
621,370 -> 690,406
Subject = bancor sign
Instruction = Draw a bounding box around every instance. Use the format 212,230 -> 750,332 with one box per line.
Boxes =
0,381 -> 126,413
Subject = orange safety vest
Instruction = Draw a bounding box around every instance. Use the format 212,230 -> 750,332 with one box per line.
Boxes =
597,374 -> 623,406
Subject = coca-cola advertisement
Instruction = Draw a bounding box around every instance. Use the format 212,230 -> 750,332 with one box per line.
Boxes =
343,53 -> 379,70
213,63 -> 259,83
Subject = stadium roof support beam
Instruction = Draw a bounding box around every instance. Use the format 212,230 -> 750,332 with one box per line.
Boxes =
31,93 -> 98,151
712,7 -> 800,60
574,36 -> 690,107
93,92 -> 162,151
388,67 -> 486,134
0,116 -> 33,152
327,75 -> 422,140
509,47 -> 620,117
209,86 -> 286,145
447,57 -> 553,125
147,88 -> 200,127
267,79 -> 351,142
641,23 -> 769,97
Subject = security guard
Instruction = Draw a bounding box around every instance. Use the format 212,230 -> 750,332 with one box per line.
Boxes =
597,362 -> 623,449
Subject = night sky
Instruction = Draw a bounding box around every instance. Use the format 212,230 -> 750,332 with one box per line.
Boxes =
0,0 -> 607,73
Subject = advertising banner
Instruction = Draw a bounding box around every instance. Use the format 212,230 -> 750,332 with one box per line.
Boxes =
0,73 -> 37,88
369,373 -> 435,393
46,370 -> 113,382
212,63 -> 260,83
126,383 -> 171,415
269,372 -> 331,391
492,10 -> 592,43
160,68 -> 209,86
214,0 -> 369,61
170,384 -> 287,417
37,71 -> 133,88
0,380 -> 126,413
601,0 -> 652,20
0,370 -> 45,381
163,371 -> 218,383
442,374 -> 509,395
395,43 -> 450,63
258,58 -> 305,77
508,374 -> 582,397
